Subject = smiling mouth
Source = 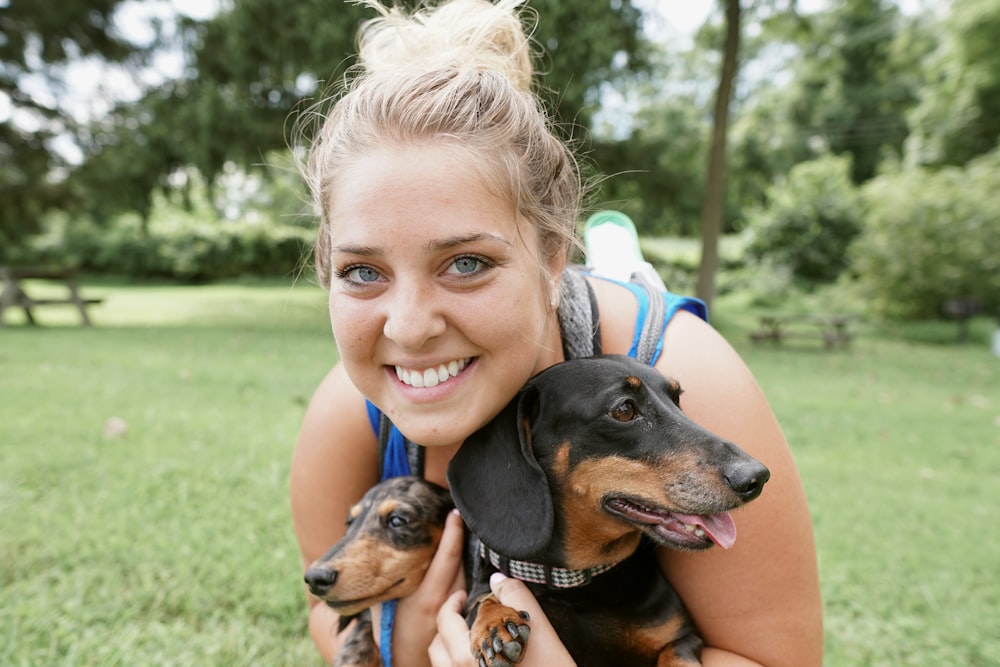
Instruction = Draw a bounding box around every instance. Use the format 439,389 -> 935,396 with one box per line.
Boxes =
604,497 -> 737,550
394,358 -> 473,388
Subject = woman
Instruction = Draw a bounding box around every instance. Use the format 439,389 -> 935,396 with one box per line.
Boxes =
290,1 -> 822,665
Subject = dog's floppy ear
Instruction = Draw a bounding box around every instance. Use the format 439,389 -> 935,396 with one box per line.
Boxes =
447,386 -> 554,560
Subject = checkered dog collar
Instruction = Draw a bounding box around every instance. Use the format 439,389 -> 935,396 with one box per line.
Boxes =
480,543 -> 617,589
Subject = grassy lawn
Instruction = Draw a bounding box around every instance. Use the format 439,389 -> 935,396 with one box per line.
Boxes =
2,279 -> 997,666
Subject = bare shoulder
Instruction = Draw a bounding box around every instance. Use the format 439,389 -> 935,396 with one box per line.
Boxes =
656,310 -> 770,435
656,311 -> 824,667
291,363 -> 380,572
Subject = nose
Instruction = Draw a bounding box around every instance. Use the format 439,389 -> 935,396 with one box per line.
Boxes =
303,566 -> 338,597
724,459 -> 770,502
382,282 -> 446,350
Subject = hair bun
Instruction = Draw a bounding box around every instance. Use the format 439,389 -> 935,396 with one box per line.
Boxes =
355,0 -> 534,92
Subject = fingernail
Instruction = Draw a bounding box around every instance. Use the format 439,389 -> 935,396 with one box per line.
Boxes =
490,572 -> 508,590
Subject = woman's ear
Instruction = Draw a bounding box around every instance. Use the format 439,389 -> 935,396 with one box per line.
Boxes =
544,251 -> 568,311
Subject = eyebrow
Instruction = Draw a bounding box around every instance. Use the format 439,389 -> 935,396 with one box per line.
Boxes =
330,243 -> 381,257
330,232 -> 512,257
428,232 -> 513,252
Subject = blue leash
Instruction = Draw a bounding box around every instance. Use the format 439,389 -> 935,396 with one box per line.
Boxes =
379,599 -> 398,667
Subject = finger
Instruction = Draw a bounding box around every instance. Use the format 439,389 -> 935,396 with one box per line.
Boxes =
422,510 -> 465,591
490,572 -> 546,621
428,634 -> 448,667
490,573 -> 576,666
433,590 -> 474,667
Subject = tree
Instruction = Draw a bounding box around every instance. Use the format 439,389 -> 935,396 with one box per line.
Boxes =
744,154 -> 862,284
853,148 -> 1000,318
905,0 -> 1000,167
66,0 -> 647,228
782,0 -> 913,184
589,43 -> 711,237
0,0 -> 142,251
696,0 -> 741,307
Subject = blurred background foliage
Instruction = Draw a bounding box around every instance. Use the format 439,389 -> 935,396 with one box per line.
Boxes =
2,0 -> 998,319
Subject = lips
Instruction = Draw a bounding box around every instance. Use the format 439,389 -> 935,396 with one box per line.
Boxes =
604,497 -> 737,550
394,358 -> 472,388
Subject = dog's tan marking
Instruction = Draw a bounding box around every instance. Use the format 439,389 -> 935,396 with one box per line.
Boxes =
376,499 -> 400,517
312,524 -> 443,616
628,612 -> 686,659
665,378 -> 683,404
557,452 -> 730,569
551,441 -> 572,479
626,375 -> 642,389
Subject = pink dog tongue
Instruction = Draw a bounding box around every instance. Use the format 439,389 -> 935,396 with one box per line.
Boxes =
673,511 -> 737,549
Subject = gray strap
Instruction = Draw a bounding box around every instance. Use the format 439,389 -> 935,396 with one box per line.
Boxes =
631,271 -> 665,366
558,268 -> 600,359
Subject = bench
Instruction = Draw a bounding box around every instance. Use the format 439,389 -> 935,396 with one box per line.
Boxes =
750,313 -> 854,350
0,266 -> 104,327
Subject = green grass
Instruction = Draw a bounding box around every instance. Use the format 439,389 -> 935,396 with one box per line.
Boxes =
1,280 -> 334,666
723,311 -> 1000,667
2,280 -> 998,666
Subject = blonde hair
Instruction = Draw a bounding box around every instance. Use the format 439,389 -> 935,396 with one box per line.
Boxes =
301,0 -> 582,287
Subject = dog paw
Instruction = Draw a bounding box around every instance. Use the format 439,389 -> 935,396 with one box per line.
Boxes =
470,598 -> 531,667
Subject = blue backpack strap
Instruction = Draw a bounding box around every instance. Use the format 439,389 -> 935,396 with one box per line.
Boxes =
365,401 -> 421,667
583,272 -> 705,367
366,400 -> 413,480
624,273 -> 707,366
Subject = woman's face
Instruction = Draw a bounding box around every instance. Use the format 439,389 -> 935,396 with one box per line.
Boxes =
325,143 -> 566,447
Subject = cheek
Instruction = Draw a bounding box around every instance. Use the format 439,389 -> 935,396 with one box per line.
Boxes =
329,294 -> 379,356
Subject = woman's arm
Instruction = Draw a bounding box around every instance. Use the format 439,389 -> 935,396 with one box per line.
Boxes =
291,363 -> 382,662
655,311 -> 823,667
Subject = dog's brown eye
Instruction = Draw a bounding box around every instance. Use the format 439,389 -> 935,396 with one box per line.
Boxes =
387,514 -> 409,529
610,400 -> 637,422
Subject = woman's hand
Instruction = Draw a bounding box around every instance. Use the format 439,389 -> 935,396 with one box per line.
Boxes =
429,572 -> 577,667
390,509 -> 467,667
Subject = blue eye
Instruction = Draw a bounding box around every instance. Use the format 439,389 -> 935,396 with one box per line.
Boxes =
338,265 -> 382,284
447,255 -> 492,275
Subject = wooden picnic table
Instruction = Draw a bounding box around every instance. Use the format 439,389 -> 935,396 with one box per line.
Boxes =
750,313 -> 854,350
0,266 -> 104,327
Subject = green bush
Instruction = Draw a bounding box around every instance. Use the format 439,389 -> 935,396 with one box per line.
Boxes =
744,154 -> 863,284
22,212 -> 316,281
852,149 -> 1000,319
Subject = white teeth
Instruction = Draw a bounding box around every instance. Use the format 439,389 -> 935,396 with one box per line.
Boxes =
395,359 -> 469,388
682,524 -> 706,538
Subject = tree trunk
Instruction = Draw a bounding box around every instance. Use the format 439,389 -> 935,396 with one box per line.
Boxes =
696,0 -> 741,308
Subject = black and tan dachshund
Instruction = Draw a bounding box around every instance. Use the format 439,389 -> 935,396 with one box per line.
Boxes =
303,476 -> 455,667
306,354 -> 770,667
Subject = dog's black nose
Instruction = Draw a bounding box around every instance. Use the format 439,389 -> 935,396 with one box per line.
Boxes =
725,461 -> 770,501
304,566 -> 337,597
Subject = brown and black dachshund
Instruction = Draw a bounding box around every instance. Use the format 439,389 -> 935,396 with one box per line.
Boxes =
306,354 -> 769,667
